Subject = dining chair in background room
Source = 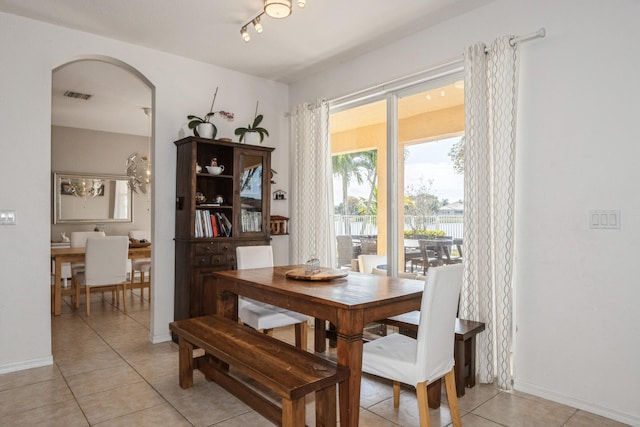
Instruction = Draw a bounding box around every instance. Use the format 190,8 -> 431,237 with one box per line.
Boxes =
73,236 -> 130,316
69,231 -> 106,296
128,229 -> 151,301
236,246 -> 309,350
362,263 -> 464,427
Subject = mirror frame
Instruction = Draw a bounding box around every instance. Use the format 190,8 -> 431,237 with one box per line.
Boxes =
53,172 -> 134,224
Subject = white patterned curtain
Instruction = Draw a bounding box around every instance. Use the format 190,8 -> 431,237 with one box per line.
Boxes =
289,101 -> 335,266
459,37 -> 519,390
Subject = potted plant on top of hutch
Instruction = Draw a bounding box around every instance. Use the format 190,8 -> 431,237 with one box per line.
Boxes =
187,86 -> 234,139
234,101 -> 269,144
173,124 -> 274,331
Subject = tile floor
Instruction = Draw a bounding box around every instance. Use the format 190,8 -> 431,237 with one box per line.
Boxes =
0,291 -> 629,426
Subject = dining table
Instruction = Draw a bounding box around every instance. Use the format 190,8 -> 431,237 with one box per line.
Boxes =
50,245 -> 151,316
208,265 -> 424,427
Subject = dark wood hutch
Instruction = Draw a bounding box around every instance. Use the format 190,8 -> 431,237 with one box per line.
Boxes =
174,136 -> 274,323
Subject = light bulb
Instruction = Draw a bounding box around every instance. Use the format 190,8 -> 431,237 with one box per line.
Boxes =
253,17 -> 263,33
240,26 -> 250,42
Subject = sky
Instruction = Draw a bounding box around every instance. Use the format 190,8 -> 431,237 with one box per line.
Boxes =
332,136 -> 464,205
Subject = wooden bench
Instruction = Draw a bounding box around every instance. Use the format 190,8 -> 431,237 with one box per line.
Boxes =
169,315 -> 349,427
382,313 -> 485,403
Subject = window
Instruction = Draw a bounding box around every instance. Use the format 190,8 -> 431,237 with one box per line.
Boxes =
330,76 -> 464,274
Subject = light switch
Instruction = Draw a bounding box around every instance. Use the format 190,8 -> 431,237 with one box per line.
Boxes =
589,210 -> 620,229
0,210 -> 16,225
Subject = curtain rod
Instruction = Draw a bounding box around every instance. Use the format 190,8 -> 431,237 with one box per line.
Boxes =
510,27 -> 546,46
322,27 -> 546,110
329,58 -> 464,109
483,27 -> 546,53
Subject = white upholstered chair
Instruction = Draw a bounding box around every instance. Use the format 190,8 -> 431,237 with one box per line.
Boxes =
74,236 -> 130,316
357,254 -> 387,274
69,231 -> 106,296
236,246 -> 308,350
362,263 -> 463,427
70,231 -> 106,271
128,230 -> 151,300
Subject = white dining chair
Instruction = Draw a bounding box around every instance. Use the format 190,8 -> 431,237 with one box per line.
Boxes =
236,245 -> 309,350
128,229 -> 151,301
69,231 -> 106,296
357,254 -> 387,274
74,236 -> 130,316
362,263 -> 463,427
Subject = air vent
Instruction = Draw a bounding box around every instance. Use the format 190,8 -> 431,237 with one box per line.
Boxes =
63,90 -> 92,100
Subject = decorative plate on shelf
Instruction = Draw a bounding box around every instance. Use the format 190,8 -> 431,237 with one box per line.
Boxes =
285,268 -> 348,281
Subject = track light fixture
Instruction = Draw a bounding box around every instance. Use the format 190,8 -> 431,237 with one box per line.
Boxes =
240,0 -> 307,42
264,0 -> 291,18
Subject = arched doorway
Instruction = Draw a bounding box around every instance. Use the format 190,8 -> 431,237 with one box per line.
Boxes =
51,57 -> 155,337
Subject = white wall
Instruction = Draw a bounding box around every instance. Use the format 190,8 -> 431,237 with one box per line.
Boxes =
0,12 -> 289,372
51,126 -> 151,239
291,0 -> 640,424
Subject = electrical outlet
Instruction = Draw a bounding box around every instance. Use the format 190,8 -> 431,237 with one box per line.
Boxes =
0,210 -> 16,225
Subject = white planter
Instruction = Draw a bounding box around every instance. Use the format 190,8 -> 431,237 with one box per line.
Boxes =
196,123 -> 215,139
243,131 -> 262,145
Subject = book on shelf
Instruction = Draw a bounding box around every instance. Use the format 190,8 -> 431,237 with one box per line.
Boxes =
215,212 -> 232,237
211,213 -> 219,237
195,210 -> 232,238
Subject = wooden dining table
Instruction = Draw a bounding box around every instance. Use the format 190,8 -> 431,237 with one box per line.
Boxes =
208,265 -> 424,427
50,245 -> 151,316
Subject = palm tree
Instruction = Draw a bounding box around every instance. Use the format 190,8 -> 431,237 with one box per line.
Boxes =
332,153 -> 363,235
355,150 -> 378,234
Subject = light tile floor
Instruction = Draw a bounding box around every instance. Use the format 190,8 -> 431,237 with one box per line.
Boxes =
0,292 -> 629,426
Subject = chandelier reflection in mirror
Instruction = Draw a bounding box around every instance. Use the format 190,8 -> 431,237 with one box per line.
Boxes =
127,107 -> 152,194
63,178 -> 105,199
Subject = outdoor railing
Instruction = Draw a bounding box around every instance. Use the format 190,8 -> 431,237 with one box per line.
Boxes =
334,214 -> 464,239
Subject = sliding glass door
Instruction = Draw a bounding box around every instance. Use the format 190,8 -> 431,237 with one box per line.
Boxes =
330,75 -> 464,275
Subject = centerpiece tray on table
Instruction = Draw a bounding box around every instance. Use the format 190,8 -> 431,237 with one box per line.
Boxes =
285,268 -> 348,281
129,238 -> 151,248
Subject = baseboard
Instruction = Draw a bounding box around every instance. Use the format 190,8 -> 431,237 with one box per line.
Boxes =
151,333 -> 172,344
514,379 -> 640,426
0,356 -> 53,375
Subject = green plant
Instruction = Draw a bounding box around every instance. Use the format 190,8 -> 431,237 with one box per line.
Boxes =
187,87 -> 234,137
234,101 -> 269,143
404,229 -> 446,239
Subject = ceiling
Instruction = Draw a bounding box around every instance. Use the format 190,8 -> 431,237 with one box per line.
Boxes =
0,0 -> 489,135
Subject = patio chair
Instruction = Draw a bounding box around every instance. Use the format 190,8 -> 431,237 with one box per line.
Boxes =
336,235 -> 355,268
410,239 -> 443,274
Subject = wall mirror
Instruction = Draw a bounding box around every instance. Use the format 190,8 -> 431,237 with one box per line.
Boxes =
53,172 -> 133,224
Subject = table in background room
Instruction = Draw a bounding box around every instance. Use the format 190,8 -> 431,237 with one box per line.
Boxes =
50,245 -> 151,315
